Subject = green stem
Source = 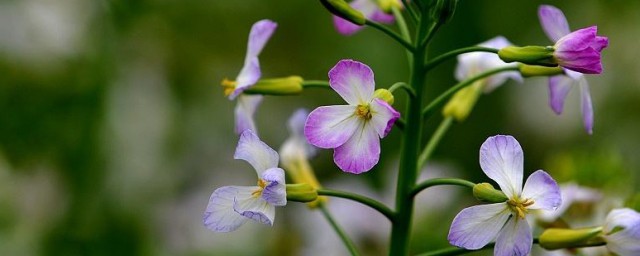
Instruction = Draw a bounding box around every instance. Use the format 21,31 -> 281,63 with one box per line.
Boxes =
395,118 -> 406,130
365,20 -> 415,52
424,46 -> 499,71
415,238 -> 540,256
302,80 -> 331,89
320,205 -> 360,256
410,178 -> 475,198
400,0 -> 418,23
392,6 -> 414,71
317,189 -> 395,221
421,66 -> 519,120
389,82 -> 416,98
420,22 -> 441,50
416,117 -> 453,170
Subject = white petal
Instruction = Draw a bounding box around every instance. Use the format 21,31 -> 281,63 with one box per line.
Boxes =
494,218 -> 533,256
235,130 -> 279,176
479,135 -> 524,198
448,203 -> 510,250
203,186 -> 252,232
333,122 -> 380,174
233,192 -> 276,226
521,170 -> 561,210
304,105 -> 360,149
234,95 -> 263,134
369,99 -> 400,138
261,168 -> 287,206
328,59 -> 375,105
604,208 -> 640,255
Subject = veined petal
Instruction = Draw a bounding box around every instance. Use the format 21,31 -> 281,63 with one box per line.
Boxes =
369,98 -> 400,138
494,218 -> 533,256
334,122 -> 380,174
230,57 -> 261,99
592,35 -> 609,52
555,47 -> 603,74
479,135 -> 524,198
235,129 -> 279,176
448,203 -> 510,250
305,105 -> 360,149
604,208 -> 640,234
548,75 -> 574,115
604,208 -> 640,256
538,5 -> 571,42
521,170 -> 561,210
261,168 -> 287,206
556,26 -> 597,52
233,192 -> 276,226
579,78 -> 594,134
234,95 -> 263,134
203,186 -> 252,232
329,59 -> 375,105
246,19 -> 278,60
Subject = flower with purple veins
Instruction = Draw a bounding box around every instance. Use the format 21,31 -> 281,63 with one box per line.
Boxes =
602,208 -> 640,255
333,0 -> 396,35
304,59 -> 400,174
448,135 -> 561,256
203,130 -> 286,232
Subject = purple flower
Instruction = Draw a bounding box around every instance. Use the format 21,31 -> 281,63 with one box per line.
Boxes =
333,0 -> 395,35
448,135 -> 561,256
221,19 -> 277,134
304,59 -> 400,174
602,208 -> 640,255
203,130 -> 286,232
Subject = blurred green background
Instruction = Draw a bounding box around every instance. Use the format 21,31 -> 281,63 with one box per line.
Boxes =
0,0 -> 638,255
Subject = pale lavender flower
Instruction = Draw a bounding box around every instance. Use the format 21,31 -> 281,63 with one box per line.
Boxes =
448,135 -> 561,256
203,130 -> 286,232
602,208 -> 640,255
333,0 -> 395,35
455,36 -> 522,92
304,59 -> 400,174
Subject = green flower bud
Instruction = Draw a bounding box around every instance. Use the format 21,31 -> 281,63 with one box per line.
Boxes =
539,227 -> 604,250
442,82 -> 482,122
518,64 -> 564,77
498,46 -> 557,67
286,183 -> 318,203
242,76 -> 304,95
320,0 -> 366,25
374,88 -> 395,105
473,183 -> 508,203
431,0 -> 459,24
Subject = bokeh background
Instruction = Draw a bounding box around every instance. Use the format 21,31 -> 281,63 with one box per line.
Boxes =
0,0 -> 638,255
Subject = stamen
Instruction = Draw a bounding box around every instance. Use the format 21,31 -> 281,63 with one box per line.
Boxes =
507,197 -> 535,219
251,179 -> 268,197
221,78 -> 237,96
355,104 -> 372,120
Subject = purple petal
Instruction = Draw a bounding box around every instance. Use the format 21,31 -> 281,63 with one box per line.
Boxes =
203,186 -> 252,232
230,57 -> 261,99
233,192 -> 276,226
447,203 -> 510,250
555,47 -> 603,74
538,5 -> 571,42
261,168 -> 287,206
329,59 -> 375,105
369,99 -> 400,137
579,78 -> 594,134
333,123 -> 380,174
333,15 -> 364,35
234,95 -> 263,134
304,105 -> 361,149
592,35 -> 609,52
479,135 -> 524,198
369,10 -> 394,24
234,129 -> 279,176
521,170 -> 561,210
556,26 -> 597,52
604,208 -> 640,255
548,75 -> 574,115
494,218 -> 533,256
246,19 -> 278,60
283,108 -> 316,158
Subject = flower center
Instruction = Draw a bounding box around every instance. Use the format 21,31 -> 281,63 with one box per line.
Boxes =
507,197 -> 534,219
251,179 -> 267,197
355,104 -> 372,120
221,78 -> 237,96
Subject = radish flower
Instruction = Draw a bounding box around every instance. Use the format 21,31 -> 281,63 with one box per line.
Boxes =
602,208 -> 640,255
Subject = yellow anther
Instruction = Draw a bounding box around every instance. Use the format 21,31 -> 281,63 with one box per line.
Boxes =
507,197 -> 535,219
251,179 -> 268,197
355,104 -> 372,120
221,78 -> 237,96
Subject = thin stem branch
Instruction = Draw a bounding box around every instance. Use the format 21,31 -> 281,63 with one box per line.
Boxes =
302,80 -> 331,89
424,46 -> 499,71
410,178 -> 475,198
365,20 -> 415,52
420,22 -> 441,50
317,189 -> 395,222
421,66 -> 520,120
417,117 -> 453,170
320,205 -> 360,256
389,82 -> 416,98
400,0 -> 418,23
392,6 -> 414,71
415,238 -> 540,256
395,118 -> 406,130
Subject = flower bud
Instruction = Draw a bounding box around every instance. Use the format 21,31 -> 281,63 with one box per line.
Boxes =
242,76 -> 304,95
374,88 -> 395,105
320,0 -> 366,25
498,46 -> 557,67
431,0 -> 459,24
442,82 -> 482,122
286,183 -> 318,203
473,183 -> 508,203
539,227 -> 604,250
377,0 -> 402,13
518,64 -> 564,77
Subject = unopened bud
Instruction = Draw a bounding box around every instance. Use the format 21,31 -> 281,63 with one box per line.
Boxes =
243,76 -> 304,96
498,46 -> 556,67
431,0 -> 459,24
374,88 -> 395,105
377,0 -> 402,13
519,64 -> 564,77
473,183 -> 508,203
286,183 -> 318,203
320,0 -> 366,25
539,227 -> 604,250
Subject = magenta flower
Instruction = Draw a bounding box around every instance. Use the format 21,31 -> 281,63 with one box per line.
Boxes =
602,208 -> 640,255
448,135 -> 561,256
203,130 -> 286,232
304,59 -> 400,174
333,0 -> 395,35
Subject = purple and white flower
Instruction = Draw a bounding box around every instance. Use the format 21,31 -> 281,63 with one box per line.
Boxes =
221,19 -> 277,134
203,130 -> 286,232
602,208 -> 640,255
304,59 -> 400,174
448,135 -> 561,256
333,0 -> 395,35
539,5 -> 608,134
455,36 -> 522,92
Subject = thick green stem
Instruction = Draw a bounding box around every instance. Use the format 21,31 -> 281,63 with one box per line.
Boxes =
410,178 -> 475,198
424,46 -> 499,71
415,238 -> 540,256
302,80 -> 331,89
320,205 -> 360,256
417,117 -> 453,170
365,20 -> 415,52
317,189 -> 395,221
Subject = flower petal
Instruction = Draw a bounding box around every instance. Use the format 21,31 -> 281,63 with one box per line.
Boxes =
494,218 -> 533,256
230,57 -> 261,99
333,16 -> 364,35
282,108 -> 316,158
234,95 -> 263,134
556,26 -> 597,52
234,129 -> 279,176
233,191 -> 276,226
304,105 -> 360,148
592,35 -> 609,52
604,208 -> 640,256
479,135 -> 524,198
246,19 -> 278,60
329,59 -> 375,105
579,78 -> 594,134
538,5 -> 571,42
333,122 -> 380,174
203,186 -> 252,232
447,203 -> 510,250
548,75 -> 574,115
369,98 -> 400,138
261,168 -> 287,206
555,47 -> 603,74
455,36 -> 521,92
521,170 -> 561,210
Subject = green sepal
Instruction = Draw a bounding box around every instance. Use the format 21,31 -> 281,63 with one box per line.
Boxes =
319,0 -> 366,25
498,46 -> 557,67
473,183 -> 508,203
286,183 -> 318,203
539,227 -> 604,250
